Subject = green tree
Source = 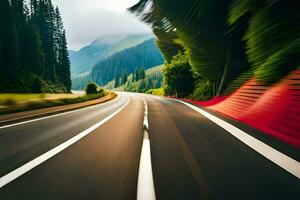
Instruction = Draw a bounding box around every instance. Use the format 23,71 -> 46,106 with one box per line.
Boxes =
229,0 -> 300,83
36,0 -> 57,82
121,72 -> 128,85
0,0 -> 19,78
0,40 -> 3,70
11,0 -> 29,71
0,0 -> 72,93
85,82 -> 98,95
140,68 -> 146,80
163,52 -> 195,98
129,0 -> 249,95
114,73 -> 120,88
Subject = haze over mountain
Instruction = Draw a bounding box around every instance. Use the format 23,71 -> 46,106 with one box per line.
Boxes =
70,34 -> 153,76
91,38 -> 164,86
70,34 -> 164,90
51,0 -> 152,50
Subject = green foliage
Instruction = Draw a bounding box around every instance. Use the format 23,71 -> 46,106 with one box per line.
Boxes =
0,92 -> 107,115
229,0 -> 300,83
129,0 -> 249,95
146,88 -> 164,96
134,68 -> 146,82
110,65 -> 163,93
121,72 -> 128,85
189,78 -> 214,101
153,29 -> 184,63
0,0 -> 71,93
162,52 -> 195,98
130,0 -> 299,99
85,82 -> 98,95
91,38 -> 164,86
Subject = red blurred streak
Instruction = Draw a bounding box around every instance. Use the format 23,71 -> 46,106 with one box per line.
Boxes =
182,69 -> 300,148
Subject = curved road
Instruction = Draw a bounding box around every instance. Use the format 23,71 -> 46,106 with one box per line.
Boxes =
0,93 -> 299,199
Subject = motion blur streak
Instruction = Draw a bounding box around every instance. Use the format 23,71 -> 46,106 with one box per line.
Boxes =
183,68 -> 300,148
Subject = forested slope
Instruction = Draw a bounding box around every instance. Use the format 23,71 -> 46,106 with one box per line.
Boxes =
91,38 -> 164,86
0,0 -> 71,93
70,34 -> 153,77
106,65 -> 163,93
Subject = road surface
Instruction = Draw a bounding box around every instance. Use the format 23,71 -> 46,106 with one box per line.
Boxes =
0,92 -> 299,199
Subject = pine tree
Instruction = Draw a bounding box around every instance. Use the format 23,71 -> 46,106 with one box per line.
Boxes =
54,7 -> 63,62
0,0 -> 72,93
132,70 -> 135,82
121,72 -> 128,85
140,68 -> 146,80
36,0 -> 56,82
59,30 -> 71,91
0,39 -> 3,70
115,73 -> 120,88
27,20 -> 45,75
135,69 -> 140,81
30,0 -> 38,17
11,0 -> 27,70
0,0 -> 19,78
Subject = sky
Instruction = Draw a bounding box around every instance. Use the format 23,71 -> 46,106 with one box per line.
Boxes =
51,0 -> 152,51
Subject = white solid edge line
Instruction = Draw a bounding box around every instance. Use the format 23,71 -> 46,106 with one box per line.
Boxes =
137,98 -> 156,200
176,99 -> 300,179
0,95 -> 119,130
0,97 -> 130,188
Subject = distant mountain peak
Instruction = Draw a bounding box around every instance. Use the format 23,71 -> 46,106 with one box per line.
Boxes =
70,33 -> 156,81
90,34 -> 126,46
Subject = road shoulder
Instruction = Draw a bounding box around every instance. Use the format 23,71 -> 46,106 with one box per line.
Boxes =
0,92 -> 117,126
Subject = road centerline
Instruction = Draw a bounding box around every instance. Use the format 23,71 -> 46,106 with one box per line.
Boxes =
137,98 -> 156,200
0,97 -> 130,188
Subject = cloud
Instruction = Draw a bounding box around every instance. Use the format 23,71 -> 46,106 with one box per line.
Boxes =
52,0 -> 151,50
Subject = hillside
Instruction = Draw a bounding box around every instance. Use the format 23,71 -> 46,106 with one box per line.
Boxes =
91,38 -> 164,86
106,65 -> 163,92
70,34 -> 153,77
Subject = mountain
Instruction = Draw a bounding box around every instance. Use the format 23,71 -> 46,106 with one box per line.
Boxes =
91,38 -> 164,86
70,34 -> 153,77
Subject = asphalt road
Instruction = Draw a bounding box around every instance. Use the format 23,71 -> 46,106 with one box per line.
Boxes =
0,93 -> 299,199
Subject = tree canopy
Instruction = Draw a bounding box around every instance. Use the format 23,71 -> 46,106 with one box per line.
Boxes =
0,0 -> 71,93
129,0 -> 299,96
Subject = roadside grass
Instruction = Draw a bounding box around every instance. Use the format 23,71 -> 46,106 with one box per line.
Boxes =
146,88 -> 164,96
0,91 -> 110,115
0,93 -> 83,106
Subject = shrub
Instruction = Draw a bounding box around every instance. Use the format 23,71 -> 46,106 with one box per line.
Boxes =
85,82 -> 98,95
163,52 -> 196,98
189,80 -> 213,101
97,88 -> 105,97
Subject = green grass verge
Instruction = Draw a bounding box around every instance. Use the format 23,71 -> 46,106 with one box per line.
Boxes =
0,91 -> 108,115
146,88 -> 164,96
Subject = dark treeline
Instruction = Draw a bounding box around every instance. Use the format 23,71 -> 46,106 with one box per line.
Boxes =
129,0 -> 299,99
0,0 -> 71,93
91,38 -> 164,86
111,65 -> 163,93
133,68 -> 146,82
114,68 -> 146,88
